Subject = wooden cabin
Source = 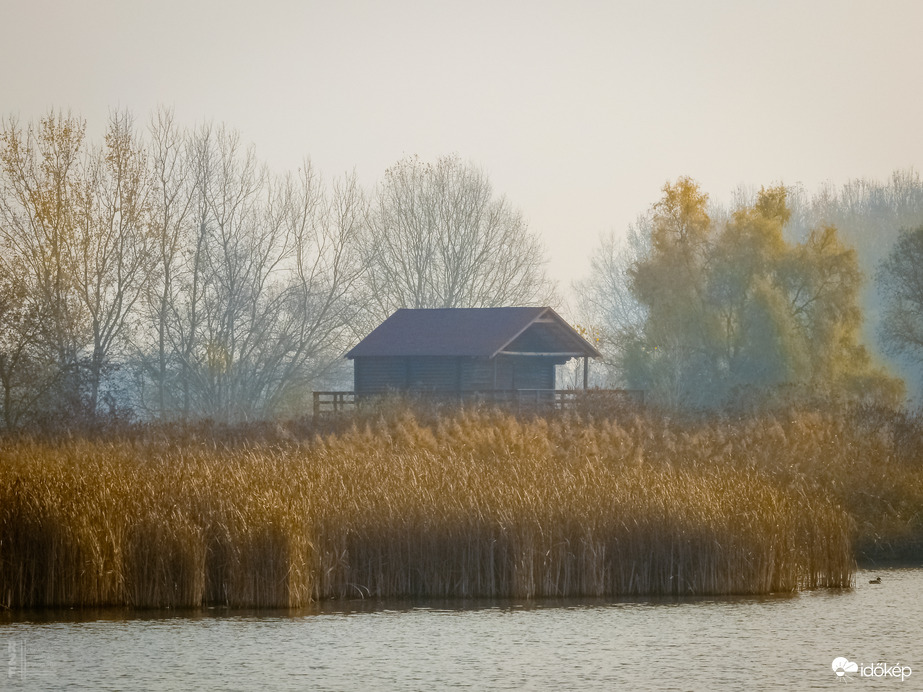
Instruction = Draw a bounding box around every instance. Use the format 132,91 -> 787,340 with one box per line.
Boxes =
345,307 -> 601,397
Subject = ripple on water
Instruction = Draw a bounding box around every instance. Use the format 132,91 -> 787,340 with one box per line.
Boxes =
1,568 -> 920,691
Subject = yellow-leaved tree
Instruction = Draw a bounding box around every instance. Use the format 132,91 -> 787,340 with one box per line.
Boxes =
609,178 -> 902,409
0,110 -> 155,425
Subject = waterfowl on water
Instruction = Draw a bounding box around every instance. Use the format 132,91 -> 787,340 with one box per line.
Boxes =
869,577 -> 882,584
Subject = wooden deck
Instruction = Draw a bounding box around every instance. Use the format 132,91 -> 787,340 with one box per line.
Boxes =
312,389 -> 644,417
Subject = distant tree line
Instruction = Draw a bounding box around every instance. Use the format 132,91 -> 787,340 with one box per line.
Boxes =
2,109 -> 921,428
0,109 -> 552,429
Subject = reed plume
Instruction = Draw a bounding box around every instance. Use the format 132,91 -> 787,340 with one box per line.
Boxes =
1,407 -> 902,609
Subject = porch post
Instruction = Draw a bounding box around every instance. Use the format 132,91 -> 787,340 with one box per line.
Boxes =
583,356 -> 588,390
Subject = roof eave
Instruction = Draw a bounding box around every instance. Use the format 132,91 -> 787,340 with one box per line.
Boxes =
489,307 -> 602,359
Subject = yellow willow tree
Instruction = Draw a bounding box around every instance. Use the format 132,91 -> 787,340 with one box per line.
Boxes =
620,179 -> 901,409
624,177 -> 716,407
0,112 -> 89,420
0,110 -> 155,424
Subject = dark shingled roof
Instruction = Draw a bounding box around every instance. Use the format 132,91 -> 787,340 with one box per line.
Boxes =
346,307 -> 601,359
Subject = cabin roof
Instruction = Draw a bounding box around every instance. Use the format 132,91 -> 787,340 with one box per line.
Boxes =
346,307 -> 602,359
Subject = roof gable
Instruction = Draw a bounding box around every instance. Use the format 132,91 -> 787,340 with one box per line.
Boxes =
346,307 -> 601,359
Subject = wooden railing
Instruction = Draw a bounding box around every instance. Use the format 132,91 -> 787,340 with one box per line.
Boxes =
312,391 -> 357,416
313,389 -> 644,417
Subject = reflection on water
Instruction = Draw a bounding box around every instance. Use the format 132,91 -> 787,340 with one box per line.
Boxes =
2,569 -> 920,691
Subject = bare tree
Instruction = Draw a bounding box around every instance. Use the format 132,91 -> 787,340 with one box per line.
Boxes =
360,154 -> 554,325
134,123 -> 364,421
72,110 -> 156,417
136,107 -> 197,419
1,108 -> 375,426
574,220 -> 650,385
263,169 -> 366,413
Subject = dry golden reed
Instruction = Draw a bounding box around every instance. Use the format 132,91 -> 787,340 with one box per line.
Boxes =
0,409 -> 875,609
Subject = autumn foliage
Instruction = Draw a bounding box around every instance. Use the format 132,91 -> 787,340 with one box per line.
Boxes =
594,178 -> 903,409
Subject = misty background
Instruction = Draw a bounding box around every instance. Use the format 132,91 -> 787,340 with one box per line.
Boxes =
1,0 -> 923,424
4,1 -> 923,287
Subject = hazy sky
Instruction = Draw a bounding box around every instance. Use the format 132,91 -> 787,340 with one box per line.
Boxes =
3,0 -> 923,298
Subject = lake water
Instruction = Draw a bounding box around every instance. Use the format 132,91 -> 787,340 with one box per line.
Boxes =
2,568 -> 920,690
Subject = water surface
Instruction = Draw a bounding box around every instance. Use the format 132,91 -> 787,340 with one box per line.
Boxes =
2,569 -> 920,690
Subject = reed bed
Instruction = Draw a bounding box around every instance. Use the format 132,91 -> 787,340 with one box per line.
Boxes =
0,409 -> 874,609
